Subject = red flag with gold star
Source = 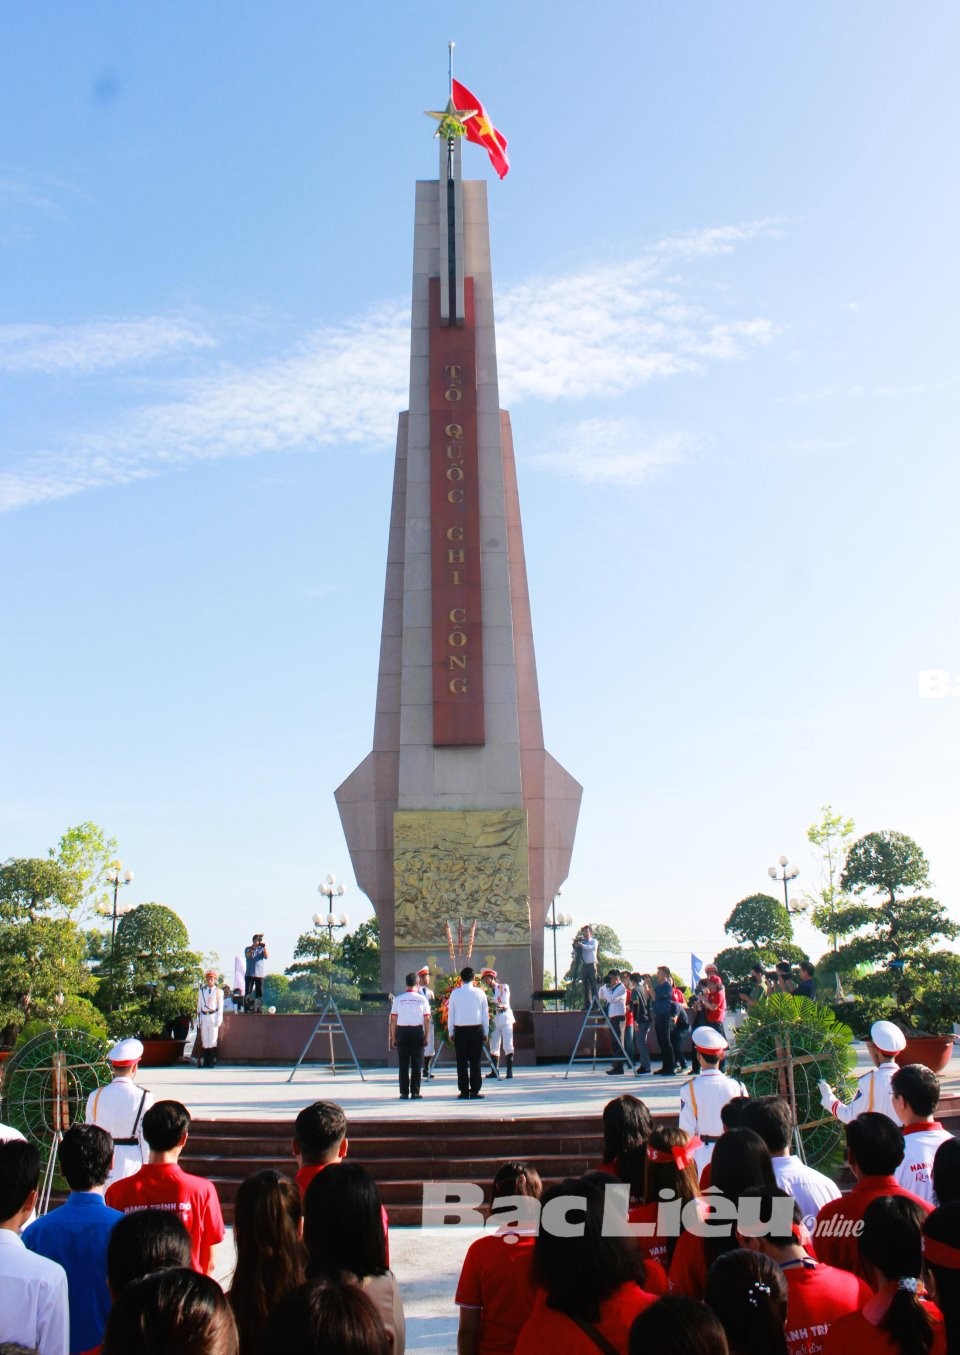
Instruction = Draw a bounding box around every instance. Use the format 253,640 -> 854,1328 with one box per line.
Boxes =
451,79 -> 510,180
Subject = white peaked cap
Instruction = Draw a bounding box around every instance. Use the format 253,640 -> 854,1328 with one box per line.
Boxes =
108,1037 -> 144,1066
691,1026 -> 728,1052
870,1020 -> 907,1055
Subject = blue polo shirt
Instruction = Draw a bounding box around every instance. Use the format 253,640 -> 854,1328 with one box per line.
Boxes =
23,1190 -> 122,1354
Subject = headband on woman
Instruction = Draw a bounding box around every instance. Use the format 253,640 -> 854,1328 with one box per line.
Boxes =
646,1135 -> 703,1170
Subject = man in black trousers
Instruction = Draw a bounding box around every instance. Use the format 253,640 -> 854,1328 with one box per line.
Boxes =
447,967 -> 490,1099
389,973 -> 432,1099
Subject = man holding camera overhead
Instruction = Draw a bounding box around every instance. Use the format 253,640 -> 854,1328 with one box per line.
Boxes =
244,933 -> 268,1006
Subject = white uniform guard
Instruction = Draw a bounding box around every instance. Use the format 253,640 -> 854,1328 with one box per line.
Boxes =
679,1027 -> 747,1139
85,1037 -> 153,1185
197,971 -> 225,1067
417,966 -> 436,1061
818,1020 -> 906,1124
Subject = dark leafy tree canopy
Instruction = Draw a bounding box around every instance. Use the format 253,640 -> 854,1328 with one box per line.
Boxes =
100,903 -> 203,1037
0,859 -> 92,1045
839,830 -> 930,902
725,894 -> 794,949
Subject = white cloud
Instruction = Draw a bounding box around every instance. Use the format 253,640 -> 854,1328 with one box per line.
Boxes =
0,223 -> 777,512
0,317 -> 216,374
532,419 -> 693,486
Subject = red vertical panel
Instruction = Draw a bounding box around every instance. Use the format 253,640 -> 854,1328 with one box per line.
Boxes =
430,278 -> 485,746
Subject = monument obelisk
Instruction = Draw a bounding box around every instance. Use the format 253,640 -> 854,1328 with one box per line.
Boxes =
336,95 -> 581,1008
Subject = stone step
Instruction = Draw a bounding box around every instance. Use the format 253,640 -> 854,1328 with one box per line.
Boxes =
183,1111 -> 608,1224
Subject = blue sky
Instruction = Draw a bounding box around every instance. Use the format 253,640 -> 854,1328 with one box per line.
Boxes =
2,3 -> 958,983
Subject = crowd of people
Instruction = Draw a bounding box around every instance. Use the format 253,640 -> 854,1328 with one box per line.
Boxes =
2,1027 -> 960,1354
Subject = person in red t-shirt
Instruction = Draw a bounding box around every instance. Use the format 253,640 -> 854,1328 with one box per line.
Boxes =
292,1099 -> 390,1263
621,1127 -> 702,1273
455,1161 -> 543,1355
823,1195 -> 946,1355
735,1186 -> 871,1354
513,1176 -> 659,1354
815,1114 -> 931,1281
104,1100 -> 224,1276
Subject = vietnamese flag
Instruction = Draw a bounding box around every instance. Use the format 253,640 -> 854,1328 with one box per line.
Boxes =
451,78 -> 510,180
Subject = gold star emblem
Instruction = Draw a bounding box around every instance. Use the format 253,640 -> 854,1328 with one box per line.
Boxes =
424,97 -> 478,140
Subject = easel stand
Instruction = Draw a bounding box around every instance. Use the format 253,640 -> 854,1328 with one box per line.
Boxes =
287,995 -> 366,1083
564,997 -> 635,1078
431,1036 -> 500,1079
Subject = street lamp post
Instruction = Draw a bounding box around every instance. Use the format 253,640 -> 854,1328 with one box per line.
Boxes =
97,860 -> 135,1012
308,875 -> 350,1073
768,854 -> 800,912
544,898 -> 574,1010
314,874 -> 349,1001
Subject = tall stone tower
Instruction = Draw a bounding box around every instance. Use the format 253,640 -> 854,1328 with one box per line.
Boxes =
336,125 -> 581,1007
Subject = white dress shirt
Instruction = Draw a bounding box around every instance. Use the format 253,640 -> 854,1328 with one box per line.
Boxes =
895,1122 -> 954,1203
599,982 -> 627,1018
771,1152 -> 842,1224
0,1229 -> 69,1355
447,983 -> 489,1036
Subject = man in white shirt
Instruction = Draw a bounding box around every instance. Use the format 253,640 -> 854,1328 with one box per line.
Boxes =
741,1095 -> 841,1223
573,926 -> 600,1008
389,972 -> 432,1100
818,1019 -> 906,1124
0,1139 -> 69,1355
85,1038 -> 153,1185
679,1027 -> 748,1140
447,967 -> 489,1100
598,969 -> 629,1076
891,1063 -> 954,1204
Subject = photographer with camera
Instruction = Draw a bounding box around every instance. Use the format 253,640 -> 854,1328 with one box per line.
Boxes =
572,925 -> 600,1009
244,933 -> 269,1006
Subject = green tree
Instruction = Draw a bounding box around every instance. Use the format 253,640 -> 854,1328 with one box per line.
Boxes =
561,923 -> 631,1009
713,942 -> 809,986
0,859 -> 91,1045
833,831 -> 959,1028
51,822 -> 119,919
805,804 -> 856,948
286,919 -> 373,1013
339,918 -> 381,991
725,894 -> 793,949
262,973 -> 306,1014
100,903 -> 203,1036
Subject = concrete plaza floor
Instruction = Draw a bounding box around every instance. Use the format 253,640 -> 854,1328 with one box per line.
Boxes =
161,1047 -> 960,1354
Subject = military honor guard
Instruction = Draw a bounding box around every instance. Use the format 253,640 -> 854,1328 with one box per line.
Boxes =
481,968 -> 515,1079
678,1027 -> 749,1151
196,968 -> 224,1068
84,1037 -> 153,1185
416,965 -> 436,1078
818,1019 -> 907,1124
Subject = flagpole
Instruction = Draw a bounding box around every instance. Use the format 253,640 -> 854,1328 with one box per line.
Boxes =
448,40 -> 454,100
